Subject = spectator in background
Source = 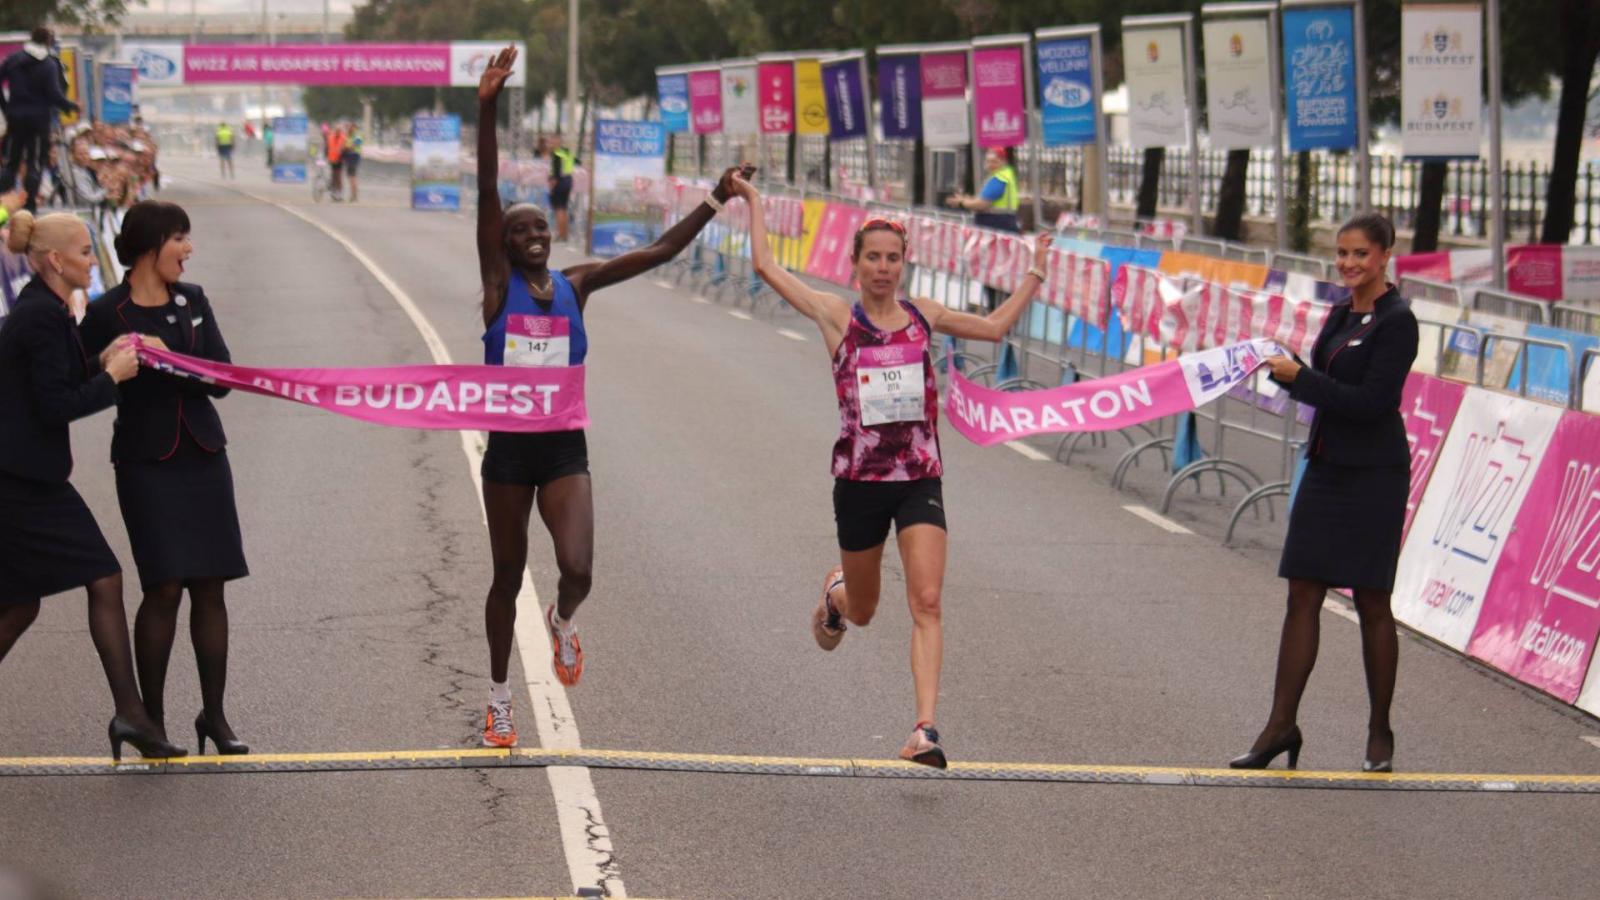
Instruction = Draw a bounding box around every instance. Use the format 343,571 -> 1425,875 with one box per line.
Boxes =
547,133 -> 576,242
264,120 -> 275,168
341,121 -> 363,203
0,28 -> 80,212
325,123 -> 347,201
214,122 -> 234,179
944,147 -> 1021,310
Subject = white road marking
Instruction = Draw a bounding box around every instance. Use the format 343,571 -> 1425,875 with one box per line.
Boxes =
1321,596 -> 1361,625
240,190 -> 627,898
727,309 -> 753,321
691,296 -> 711,305
1121,505 -> 1193,535
650,279 -> 675,290
1004,441 -> 1050,461
1582,736 -> 1600,752
777,328 -> 809,342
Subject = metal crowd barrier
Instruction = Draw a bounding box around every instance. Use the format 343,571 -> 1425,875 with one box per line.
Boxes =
1272,250 -> 1332,280
1470,286 -> 1549,325
1553,302 -> 1600,336
1398,275 -> 1463,307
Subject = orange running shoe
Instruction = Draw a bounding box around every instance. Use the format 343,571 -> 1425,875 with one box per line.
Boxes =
898,723 -> 947,769
482,700 -> 517,748
812,566 -> 847,651
546,604 -> 584,686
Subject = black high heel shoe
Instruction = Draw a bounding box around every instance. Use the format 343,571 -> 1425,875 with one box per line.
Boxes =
195,712 -> 250,755
107,717 -> 188,763
1228,725 -> 1303,770
1362,730 -> 1394,773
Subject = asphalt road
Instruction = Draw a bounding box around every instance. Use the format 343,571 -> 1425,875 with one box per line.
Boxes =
1,156 -> 1596,900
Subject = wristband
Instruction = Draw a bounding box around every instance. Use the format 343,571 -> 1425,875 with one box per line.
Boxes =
704,194 -> 725,213
1027,267 -> 1047,282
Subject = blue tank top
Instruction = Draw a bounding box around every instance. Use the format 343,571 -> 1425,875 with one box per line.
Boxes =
483,269 -> 588,367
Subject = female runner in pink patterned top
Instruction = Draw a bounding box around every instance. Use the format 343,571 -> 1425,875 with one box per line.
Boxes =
733,172 -> 1052,768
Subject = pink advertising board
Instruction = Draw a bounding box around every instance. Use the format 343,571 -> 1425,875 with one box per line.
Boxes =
1506,245 -> 1564,301
1466,408 -> 1600,701
972,45 -> 1027,148
804,203 -> 867,287
688,69 -> 723,134
1399,373 -> 1469,541
758,61 -> 794,134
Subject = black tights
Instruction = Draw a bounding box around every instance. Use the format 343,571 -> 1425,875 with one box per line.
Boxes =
1254,579 -> 1399,760
133,578 -> 234,740
483,475 -> 594,683
0,574 -> 158,731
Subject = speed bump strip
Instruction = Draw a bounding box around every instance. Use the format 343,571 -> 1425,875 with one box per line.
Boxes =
0,747 -> 1597,793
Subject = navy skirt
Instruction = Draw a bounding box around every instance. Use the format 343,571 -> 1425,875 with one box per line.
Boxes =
0,472 -> 121,603
1279,460 -> 1409,592
114,435 -> 248,591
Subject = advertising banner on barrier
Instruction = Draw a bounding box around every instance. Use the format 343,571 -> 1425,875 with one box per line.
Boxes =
1465,408 -> 1600,701
657,72 -> 690,133
589,119 -> 667,258
1400,373 -> 1469,540
1036,36 -> 1097,147
136,343 -> 588,433
973,45 -> 1028,148
758,61 -> 794,134
920,52 -> 970,147
410,114 -> 461,211
1392,388 -> 1563,651
1281,5 -> 1358,151
1112,265 -> 1330,358
1202,17 -> 1274,150
720,63 -> 758,135
689,69 -> 723,134
1401,3 -> 1483,159
99,64 -> 137,125
1508,244 -> 1600,303
822,57 -> 867,139
1123,26 -> 1189,148
271,115 -> 308,183
794,58 -> 829,136
877,54 -> 921,140
119,41 -> 184,87
804,203 -> 868,286
947,339 -> 1277,445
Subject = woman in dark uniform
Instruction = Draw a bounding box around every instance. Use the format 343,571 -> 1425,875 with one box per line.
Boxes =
82,200 -> 249,756
1231,213 -> 1418,773
0,210 -> 184,760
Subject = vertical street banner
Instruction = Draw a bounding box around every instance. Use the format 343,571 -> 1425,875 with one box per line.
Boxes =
758,60 -> 795,134
271,115 -> 309,184
878,54 -> 921,141
410,113 -> 462,211
58,47 -> 81,126
822,57 -> 867,140
972,45 -> 1027,148
100,64 -> 137,125
1036,36 -> 1097,147
1401,3 -> 1483,159
1282,5 -> 1359,151
657,72 -> 690,133
1123,27 -> 1189,149
589,119 -> 667,258
1202,17 -> 1274,150
689,69 -> 723,135
1465,409 -> 1600,703
920,52 -> 970,148
794,58 -> 829,136
720,63 -> 758,135
1391,388 -> 1564,652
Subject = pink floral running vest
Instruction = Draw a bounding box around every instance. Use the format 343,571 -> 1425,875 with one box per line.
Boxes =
831,300 -> 942,481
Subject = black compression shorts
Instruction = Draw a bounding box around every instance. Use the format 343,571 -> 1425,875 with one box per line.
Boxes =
832,478 -> 946,552
481,429 -> 590,487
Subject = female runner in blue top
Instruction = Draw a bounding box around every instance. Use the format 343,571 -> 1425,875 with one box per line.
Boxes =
475,46 -> 749,746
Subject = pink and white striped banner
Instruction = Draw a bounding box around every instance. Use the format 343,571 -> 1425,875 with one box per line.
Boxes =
1111,265 -> 1331,358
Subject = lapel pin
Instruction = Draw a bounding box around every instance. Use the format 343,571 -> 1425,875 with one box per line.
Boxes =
174,295 -> 188,308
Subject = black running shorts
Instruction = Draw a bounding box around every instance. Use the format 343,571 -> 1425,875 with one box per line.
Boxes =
481,429 -> 590,487
832,478 -> 946,552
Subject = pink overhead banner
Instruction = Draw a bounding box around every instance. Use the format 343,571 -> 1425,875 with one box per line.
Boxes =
972,45 -> 1028,148
947,340 -> 1277,445
689,69 -> 724,134
181,43 -> 462,86
136,343 -> 588,433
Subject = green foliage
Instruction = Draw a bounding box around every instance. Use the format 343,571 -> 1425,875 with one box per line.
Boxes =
1,0 -> 138,33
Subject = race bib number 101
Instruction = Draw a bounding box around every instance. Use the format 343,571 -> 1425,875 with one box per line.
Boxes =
858,344 -> 925,426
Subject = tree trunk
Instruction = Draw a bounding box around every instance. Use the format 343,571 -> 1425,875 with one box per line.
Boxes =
1291,151 -> 1313,253
1412,161 -> 1449,252
786,132 -> 797,185
823,140 -> 832,191
912,138 -> 926,207
1137,147 -> 1165,221
1213,149 -> 1251,240
1540,0 -> 1600,244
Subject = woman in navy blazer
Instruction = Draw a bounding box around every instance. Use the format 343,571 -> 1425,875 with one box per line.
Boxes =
0,210 -> 184,760
82,200 -> 250,755
1231,213 -> 1418,774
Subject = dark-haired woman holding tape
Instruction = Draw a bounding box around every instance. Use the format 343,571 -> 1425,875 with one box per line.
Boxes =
82,199 -> 250,756
1230,212 -> 1418,774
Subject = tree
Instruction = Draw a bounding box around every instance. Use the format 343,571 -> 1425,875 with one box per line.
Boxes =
1,0 -> 136,33
1539,0 -> 1600,244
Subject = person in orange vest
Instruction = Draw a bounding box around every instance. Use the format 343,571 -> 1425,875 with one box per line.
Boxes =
326,124 -> 347,201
